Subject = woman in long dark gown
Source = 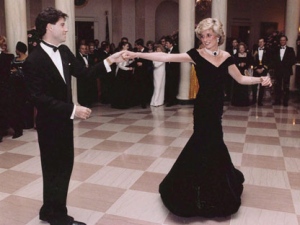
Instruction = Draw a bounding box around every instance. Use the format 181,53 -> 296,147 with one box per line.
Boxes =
231,42 -> 252,106
111,41 -> 134,109
10,42 -> 29,138
124,18 -> 272,218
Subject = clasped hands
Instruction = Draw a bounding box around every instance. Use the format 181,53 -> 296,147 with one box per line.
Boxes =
260,76 -> 272,87
105,50 -> 135,64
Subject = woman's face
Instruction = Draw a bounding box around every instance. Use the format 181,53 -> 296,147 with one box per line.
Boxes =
122,43 -> 129,50
156,47 -> 162,52
239,45 -> 245,53
147,43 -> 153,50
199,29 -> 218,50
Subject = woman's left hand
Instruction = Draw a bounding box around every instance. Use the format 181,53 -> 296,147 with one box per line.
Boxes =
261,76 -> 272,87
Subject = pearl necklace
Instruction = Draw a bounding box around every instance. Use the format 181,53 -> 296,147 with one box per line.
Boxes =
204,47 -> 219,56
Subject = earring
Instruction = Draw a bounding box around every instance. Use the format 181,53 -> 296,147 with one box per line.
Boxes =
217,38 -> 220,43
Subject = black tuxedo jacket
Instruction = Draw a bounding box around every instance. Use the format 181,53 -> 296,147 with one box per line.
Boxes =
0,52 -> 14,82
253,47 -> 270,72
166,46 -> 180,75
228,48 -> 238,56
24,44 -> 108,130
273,46 -> 296,76
133,47 -> 153,73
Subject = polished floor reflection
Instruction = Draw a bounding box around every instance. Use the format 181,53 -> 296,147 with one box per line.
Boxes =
0,96 -> 300,225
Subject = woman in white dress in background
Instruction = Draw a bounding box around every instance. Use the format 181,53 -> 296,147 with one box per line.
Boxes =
150,44 -> 166,107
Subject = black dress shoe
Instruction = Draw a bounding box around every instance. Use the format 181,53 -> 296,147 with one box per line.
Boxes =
70,221 -> 86,225
12,131 -> 23,139
141,104 -> 147,109
272,101 -> 281,106
283,102 -> 288,107
166,102 -> 176,107
40,215 -> 76,225
257,102 -> 263,106
50,220 -> 86,225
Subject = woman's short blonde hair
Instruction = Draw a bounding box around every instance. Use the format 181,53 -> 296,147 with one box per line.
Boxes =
154,44 -> 166,52
195,18 -> 225,46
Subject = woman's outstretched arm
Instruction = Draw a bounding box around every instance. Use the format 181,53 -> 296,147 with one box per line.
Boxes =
123,51 -> 193,63
228,64 -> 272,87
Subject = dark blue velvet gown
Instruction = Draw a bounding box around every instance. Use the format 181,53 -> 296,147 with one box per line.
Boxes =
159,48 -> 244,218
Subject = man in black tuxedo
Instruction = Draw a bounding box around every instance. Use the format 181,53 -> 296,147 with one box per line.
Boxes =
23,7 -> 125,225
227,38 -> 239,56
76,44 -> 90,107
97,42 -> 112,104
0,44 -> 14,142
252,38 -> 271,106
224,38 -> 239,102
273,35 -> 296,106
133,38 -> 153,108
165,36 -> 180,107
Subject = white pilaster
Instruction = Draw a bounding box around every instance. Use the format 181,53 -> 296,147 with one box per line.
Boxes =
178,0 -> 195,100
55,0 -> 78,103
211,0 -> 227,50
4,0 -> 27,54
285,0 -> 300,90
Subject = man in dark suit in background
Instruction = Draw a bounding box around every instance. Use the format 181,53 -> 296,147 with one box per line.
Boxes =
76,44 -> 93,107
224,38 -> 239,102
0,39 -> 14,142
24,7 -> 125,225
134,38 -> 153,108
97,42 -> 112,103
273,35 -> 296,106
165,36 -> 180,107
252,38 -> 271,106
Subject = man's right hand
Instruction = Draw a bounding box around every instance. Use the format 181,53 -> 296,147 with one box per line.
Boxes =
75,105 -> 92,120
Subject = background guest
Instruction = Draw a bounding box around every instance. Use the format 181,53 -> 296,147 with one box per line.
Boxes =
111,41 -> 134,109
164,36 -> 180,107
252,37 -> 270,106
9,41 -> 29,137
150,44 -> 166,107
272,35 -> 296,106
231,42 -> 252,106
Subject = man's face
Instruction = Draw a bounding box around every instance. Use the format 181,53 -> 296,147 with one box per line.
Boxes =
49,17 -> 68,44
258,39 -> 265,48
165,41 -> 172,50
161,39 -> 166,46
89,45 -> 95,53
232,40 -> 238,48
79,45 -> 88,55
280,37 -> 287,46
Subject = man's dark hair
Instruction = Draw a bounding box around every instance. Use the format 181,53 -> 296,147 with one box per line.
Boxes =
101,42 -> 110,50
121,37 -> 128,42
165,36 -> 174,45
259,37 -> 266,42
35,7 -> 68,38
135,38 -> 144,46
280,35 -> 288,41
16,41 -> 27,53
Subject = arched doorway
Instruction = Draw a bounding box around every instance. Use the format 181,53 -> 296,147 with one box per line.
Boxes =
155,1 -> 179,42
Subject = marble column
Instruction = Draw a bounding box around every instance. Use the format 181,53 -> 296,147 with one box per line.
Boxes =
4,0 -> 27,53
178,0 -> 195,101
285,0 -> 300,90
211,0 -> 227,50
55,0 -> 78,103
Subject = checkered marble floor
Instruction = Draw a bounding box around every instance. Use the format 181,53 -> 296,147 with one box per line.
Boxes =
0,97 -> 300,225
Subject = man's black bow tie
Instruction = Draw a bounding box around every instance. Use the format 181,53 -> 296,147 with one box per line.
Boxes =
281,46 -> 286,49
82,54 -> 88,58
42,40 -> 60,52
